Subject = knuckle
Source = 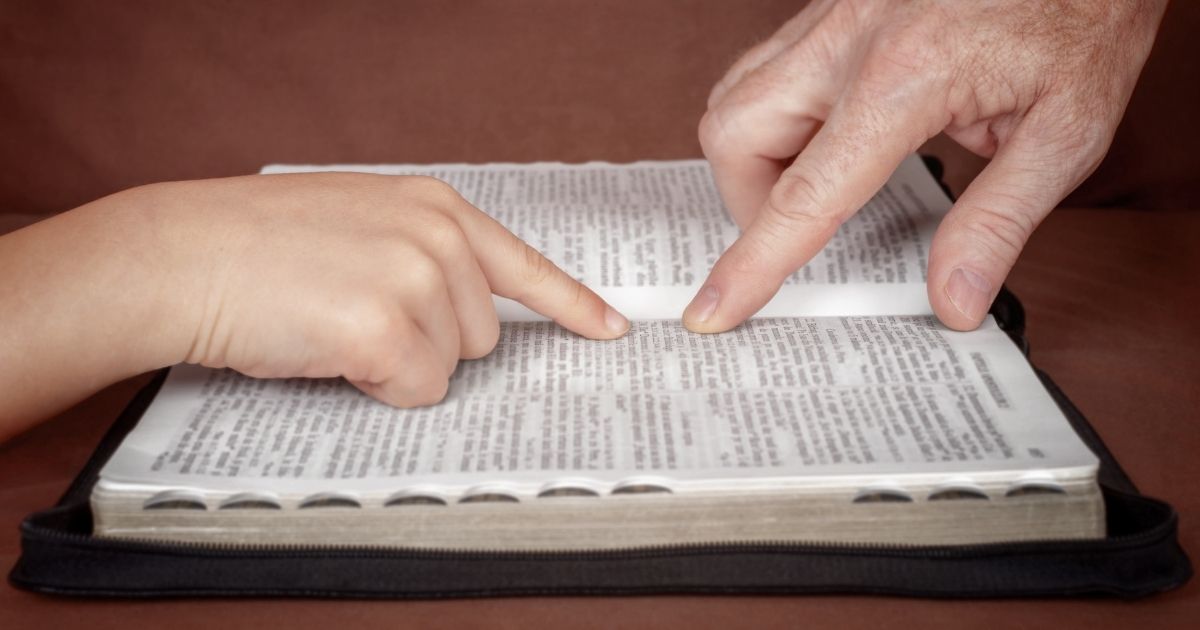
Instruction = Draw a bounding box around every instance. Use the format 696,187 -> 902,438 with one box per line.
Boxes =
725,234 -> 787,278
855,55 -> 920,105
765,170 -> 840,231
337,297 -> 400,352
568,277 -> 592,309
373,335 -> 451,408
855,24 -> 945,97
425,377 -> 451,405
737,39 -> 774,68
1054,111 -> 1112,171
1019,97 -> 1116,187
697,109 -> 728,155
960,203 -> 1036,263
461,318 -> 501,360
706,76 -> 733,110
399,253 -> 447,301
769,171 -> 821,212
407,375 -> 450,407
403,175 -> 461,206
444,354 -> 461,378
698,106 -> 758,158
420,211 -> 470,254
1074,123 -> 1112,162
515,241 -> 558,290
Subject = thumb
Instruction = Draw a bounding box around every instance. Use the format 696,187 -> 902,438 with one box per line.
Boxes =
928,108 -> 1110,330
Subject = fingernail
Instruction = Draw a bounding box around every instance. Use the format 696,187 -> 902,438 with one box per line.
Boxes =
684,285 -> 720,325
605,306 -> 629,335
945,267 -> 993,323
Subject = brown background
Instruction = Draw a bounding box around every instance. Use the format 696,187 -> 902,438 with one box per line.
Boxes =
2,1 -> 1199,627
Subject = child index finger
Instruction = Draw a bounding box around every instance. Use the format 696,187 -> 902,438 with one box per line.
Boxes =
453,208 -> 629,340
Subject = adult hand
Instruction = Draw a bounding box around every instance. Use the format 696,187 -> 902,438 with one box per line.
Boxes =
0,173 -> 628,437
685,0 -> 1167,332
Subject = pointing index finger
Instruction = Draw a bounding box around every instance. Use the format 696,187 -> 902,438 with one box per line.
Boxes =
452,203 -> 629,340
685,93 -> 931,333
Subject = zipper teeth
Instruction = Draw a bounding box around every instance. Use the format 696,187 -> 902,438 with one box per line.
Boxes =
29,511 -> 1174,561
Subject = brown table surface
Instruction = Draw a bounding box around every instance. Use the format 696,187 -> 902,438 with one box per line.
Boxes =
2,207 -> 1198,627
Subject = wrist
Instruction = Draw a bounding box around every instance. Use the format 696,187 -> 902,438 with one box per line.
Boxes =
69,183 -> 212,376
0,184 -> 215,433
109,182 -> 227,372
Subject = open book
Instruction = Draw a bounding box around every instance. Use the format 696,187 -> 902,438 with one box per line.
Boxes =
91,157 -> 1102,550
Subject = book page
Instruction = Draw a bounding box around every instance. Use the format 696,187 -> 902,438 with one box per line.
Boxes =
262,156 -> 949,319
101,316 -> 1096,499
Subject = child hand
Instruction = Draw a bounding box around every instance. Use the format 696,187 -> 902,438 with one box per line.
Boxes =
157,172 -> 629,406
0,173 -> 628,436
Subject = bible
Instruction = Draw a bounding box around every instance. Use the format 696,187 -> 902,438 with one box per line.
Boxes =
89,156 -> 1103,550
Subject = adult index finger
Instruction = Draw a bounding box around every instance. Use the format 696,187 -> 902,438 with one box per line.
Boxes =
685,90 -> 933,333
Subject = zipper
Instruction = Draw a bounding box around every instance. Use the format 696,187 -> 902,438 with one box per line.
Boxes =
23,490 -> 1178,562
